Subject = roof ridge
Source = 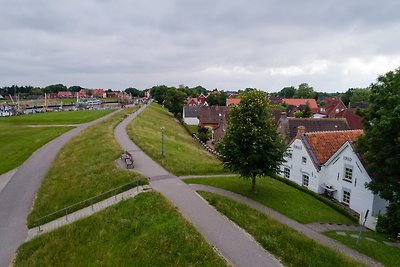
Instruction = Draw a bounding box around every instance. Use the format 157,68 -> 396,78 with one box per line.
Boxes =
305,129 -> 364,135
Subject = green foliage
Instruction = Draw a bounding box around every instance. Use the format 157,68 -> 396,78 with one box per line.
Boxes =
197,126 -> 212,142
125,87 -> 144,97
216,89 -> 287,191
43,84 -> 68,94
349,88 -> 371,107
207,92 -> 228,106
278,86 -> 297,98
199,191 -> 363,267
294,111 -> 303,118
163,88 -> 187,118
17,193 -> 226,267
294,83 -> 316,99
356,68 -> 400,238
376,202 -> 400,239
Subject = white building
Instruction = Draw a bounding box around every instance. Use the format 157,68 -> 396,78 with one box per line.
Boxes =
280,127 -> 388,229
183,106 -> 200,125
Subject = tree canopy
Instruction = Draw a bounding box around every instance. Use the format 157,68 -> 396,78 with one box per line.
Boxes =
356,67 -> 400,237
294,83 -> 316,99
216,89 -> 287,192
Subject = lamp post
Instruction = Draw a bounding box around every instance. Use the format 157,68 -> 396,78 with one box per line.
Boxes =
161,127 -> 165,159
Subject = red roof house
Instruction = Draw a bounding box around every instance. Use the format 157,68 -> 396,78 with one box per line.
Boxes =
282,98 -> 318,113
335,108 -> 364,130
226,97 -> 241,106
57,91 -> 73,98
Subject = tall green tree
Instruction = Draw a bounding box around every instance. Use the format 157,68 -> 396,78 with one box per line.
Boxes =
163,88 -> 187,118
294,83 -> 316,99
356,68 -> 400,237
216,89 -> 287,192
278,86 -> 297,98
125,87 -> 144,97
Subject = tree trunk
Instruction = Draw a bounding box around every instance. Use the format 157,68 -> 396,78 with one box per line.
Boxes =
251,176 -> 256,193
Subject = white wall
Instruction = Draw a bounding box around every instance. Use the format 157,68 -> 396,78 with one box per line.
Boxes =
183,117 -> 199,125
280,139 -> 319,193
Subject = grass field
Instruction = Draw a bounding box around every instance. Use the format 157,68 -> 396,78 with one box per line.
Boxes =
127,103 -> 226,176
27,107 -> 146,227
199,191 -> 364,267
17,192 -> 226,267
184,176 -> 354,224
0,109 -> 113,125
0,125 -> 73,175
324,230 -> 399,267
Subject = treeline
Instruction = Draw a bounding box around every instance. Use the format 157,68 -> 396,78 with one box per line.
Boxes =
0,84 -> 146,98
271,83 -> 371,108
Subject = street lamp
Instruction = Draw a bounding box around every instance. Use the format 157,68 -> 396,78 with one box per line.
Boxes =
161,127 -> 165,159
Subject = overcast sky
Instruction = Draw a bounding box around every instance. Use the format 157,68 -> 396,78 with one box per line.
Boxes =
1,0 -> 399,92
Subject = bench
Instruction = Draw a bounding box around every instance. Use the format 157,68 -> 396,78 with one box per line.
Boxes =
121,151 -> 134,169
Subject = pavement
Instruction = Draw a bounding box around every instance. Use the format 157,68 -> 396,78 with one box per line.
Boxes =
27,185 -> 151,240
189,184 -> 382,267
0,168 -> 17,193
114,104 -> 282,267
0,110 -> 119,267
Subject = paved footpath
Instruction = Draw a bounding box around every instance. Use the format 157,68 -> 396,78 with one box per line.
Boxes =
0,110 -> 119,267
189,184 -> 382,266
114,104 -> 282,267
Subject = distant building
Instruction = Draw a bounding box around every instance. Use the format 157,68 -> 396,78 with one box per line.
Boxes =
91,89 -> 106,98
282,98 -> 319,113
319,97 -> 347,117
57,91 -> 73,98
226,97 -> 240,106
335,109 -> 364,130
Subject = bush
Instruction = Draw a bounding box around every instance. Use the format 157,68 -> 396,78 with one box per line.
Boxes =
376,202 -> 400,240
272,174 -> 358,222
197,127 -> 212,142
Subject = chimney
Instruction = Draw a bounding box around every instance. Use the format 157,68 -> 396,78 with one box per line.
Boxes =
297,126 -> 306,136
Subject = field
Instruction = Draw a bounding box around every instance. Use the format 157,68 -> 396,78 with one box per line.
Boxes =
199,191 -> 364,267
127,103 -> 227,176
27,107 -> 145,227
0,109 -> 113,125
325,230 -> 400,267
16,192 -> 227,267
184,176 -> 354,224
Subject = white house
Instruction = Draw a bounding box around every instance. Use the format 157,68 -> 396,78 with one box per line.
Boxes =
183,106 -> 200,125
280,127 -> 388,229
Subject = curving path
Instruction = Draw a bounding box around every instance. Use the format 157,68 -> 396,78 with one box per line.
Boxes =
189,184 -> 382,266
114,104 -> 282,267
0,110 -> 119,267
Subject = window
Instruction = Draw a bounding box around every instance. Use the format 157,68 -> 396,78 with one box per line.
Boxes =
284,168 -> 290,179
302,156 -> 307,164
302,174 -> 309,187
342,190 -> 351,205
287,152 -> 292,159
343,167 -> 353,182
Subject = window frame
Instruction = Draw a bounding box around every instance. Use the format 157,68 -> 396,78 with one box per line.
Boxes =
342,190 -> 351,205
302,156 -> 307,164
283,168 -> 290,179
343,166 -> 353,183
302,174 -> 309,187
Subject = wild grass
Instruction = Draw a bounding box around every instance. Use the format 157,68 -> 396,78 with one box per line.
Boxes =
199,191 -> 364,267
27,107 -> 146,227
324,230 -> 399,267
184,176 -> 354,224
0,109 -> 113,125
0,125 -> 73,175
16,192 -> 227,267
127,103 -> 226,176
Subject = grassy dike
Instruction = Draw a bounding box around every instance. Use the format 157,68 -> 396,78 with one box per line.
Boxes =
17,192 -> 227,267
127,103 -> 226,176
198,191 -> 365,267
27,107 -> 146,227
185,176 -> 354,224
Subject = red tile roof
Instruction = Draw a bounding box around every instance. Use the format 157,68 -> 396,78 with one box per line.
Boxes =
226,97 -> 241,106
282,98 -> 318,112
304,130 -> 363,165
335,109 -> 364,130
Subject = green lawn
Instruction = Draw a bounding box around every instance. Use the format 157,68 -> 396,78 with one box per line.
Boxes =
0,109 -> 113,125
199,191 -> 364,267
324,230 -> 399,267
17,192 -> 227,267
0,125 -> 73,175
185,176 -> 354,224
127,103 -> 226,176
27,107 -> 146,227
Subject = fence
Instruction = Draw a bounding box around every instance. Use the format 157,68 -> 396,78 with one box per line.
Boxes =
33,180 -> 144,229
192,134 -> 221,157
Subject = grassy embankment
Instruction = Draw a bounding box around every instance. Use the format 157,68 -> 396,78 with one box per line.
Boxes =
0,110 -> 112,175
27,107 -> 146,227
325,230 -> 400,267
127,103 -> 226,176
185,176 -> 354,224
17,192 -> 226,267
199,191 -> 365,267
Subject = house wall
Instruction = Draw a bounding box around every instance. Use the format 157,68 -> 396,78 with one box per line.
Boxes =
322,144 -> 388,219
280,139 -> 319,193
183,117 -> 199,125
